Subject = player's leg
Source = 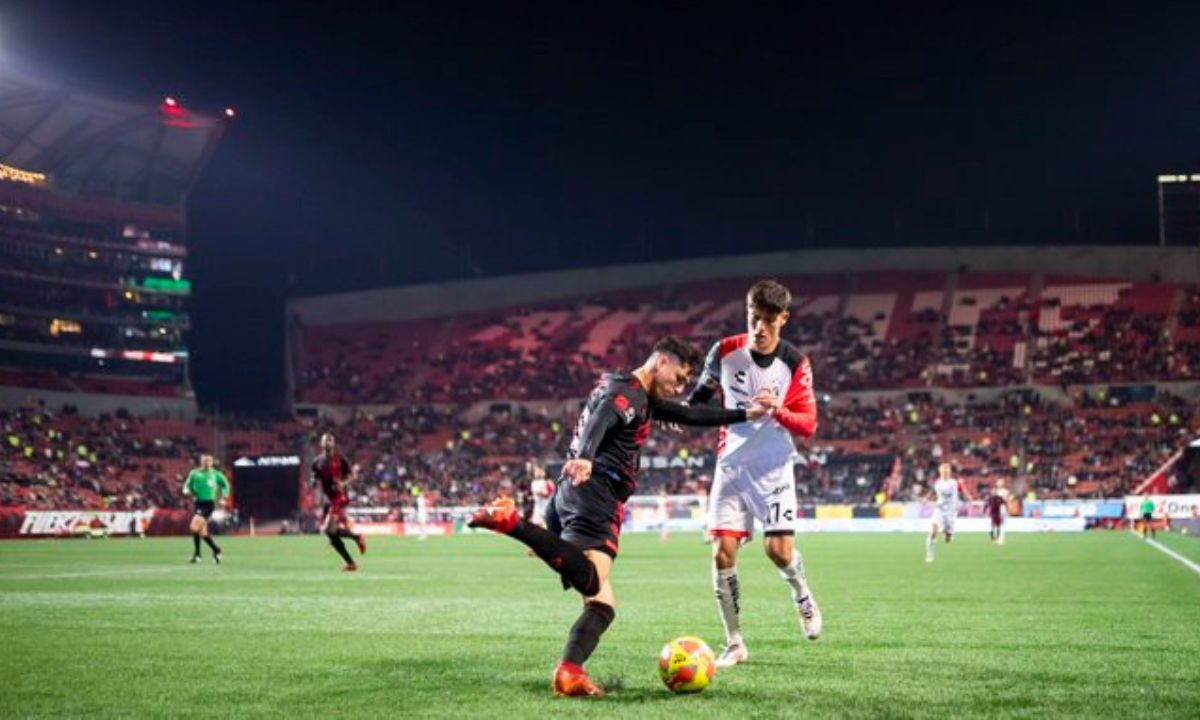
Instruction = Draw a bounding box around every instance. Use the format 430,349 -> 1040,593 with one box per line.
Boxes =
712,534 -> 749,666
335,509 -> 367,555
943,513 -> 955,544
763,533 -> 821,639
554,549 -> 614,697
752,465 -> 820,641
998,515 -> 1006,545
926,514 -> 940,562
188,513 -> 204,562
469,483 -> 604,597
707,465 -> 751,665
198,504 -> 222,561
324,507 -> 356,570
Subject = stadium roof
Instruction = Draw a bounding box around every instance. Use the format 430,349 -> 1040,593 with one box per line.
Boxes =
0,71 -> 226,207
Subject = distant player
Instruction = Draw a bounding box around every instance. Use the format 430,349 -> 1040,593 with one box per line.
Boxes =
926,462 -> 971,562
528,461 -> 555,527
1139,496 -> 1157,539
468,336 -> 773,697
687,279 -> 821,668
415,487 -> 429,541
987,481 -> 1009,545
182,454 -> 228,564
311,433 -> 367,571
656,487 -> 670,542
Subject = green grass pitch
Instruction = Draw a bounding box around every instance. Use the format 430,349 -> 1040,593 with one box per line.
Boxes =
2,531 -> 1198,719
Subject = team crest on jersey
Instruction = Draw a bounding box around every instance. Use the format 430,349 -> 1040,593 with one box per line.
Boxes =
612,394 -> 636,423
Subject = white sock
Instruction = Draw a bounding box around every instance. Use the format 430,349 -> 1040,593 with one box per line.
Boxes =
713,566 -> 742,645
778,552 -> 811,603
926,534 -> 935,558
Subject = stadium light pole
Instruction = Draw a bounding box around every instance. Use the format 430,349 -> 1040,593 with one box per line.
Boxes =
1157,175 -> 1166,247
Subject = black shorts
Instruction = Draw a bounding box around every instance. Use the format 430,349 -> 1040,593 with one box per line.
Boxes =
544,474 -> 624,558
1143,512 -> 1153,523
194,501 -> 216,519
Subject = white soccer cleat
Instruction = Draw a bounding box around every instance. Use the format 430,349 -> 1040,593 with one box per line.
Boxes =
797,595 -> 822,640
715,642 -> 750,668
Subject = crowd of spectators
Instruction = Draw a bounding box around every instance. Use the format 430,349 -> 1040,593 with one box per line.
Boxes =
3,383 -> 1197,513
295,277 -> 1200,406
0,403 -> 206,510
10,275 -> 1200,513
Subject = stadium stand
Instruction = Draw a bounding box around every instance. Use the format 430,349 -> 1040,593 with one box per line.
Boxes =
294,270 -> 1199,402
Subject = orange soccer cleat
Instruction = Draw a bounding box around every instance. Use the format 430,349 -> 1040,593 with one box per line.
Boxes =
342,562 -> 358,572
552,661 -> 605,698
467,497 -> 520,535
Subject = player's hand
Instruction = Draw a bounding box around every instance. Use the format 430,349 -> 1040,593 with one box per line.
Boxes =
562,459 -> 593,486
752,388 -> 782,410
744,389 -> 777,421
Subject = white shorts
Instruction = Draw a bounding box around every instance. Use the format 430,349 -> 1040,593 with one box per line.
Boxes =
707,460 -> 797,540
931,507 -> 957,534
532,499 -> 550,525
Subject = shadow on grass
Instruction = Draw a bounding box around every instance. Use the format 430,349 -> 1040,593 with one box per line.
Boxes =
516,676 -> 758,704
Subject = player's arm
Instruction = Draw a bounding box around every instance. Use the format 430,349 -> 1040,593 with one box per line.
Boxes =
651,398 -> 749,427
685,341 -> 722,406
217,472 -> 231,505
562,398 -> 625,484
958,480 -> 973,503
182,471 -> 193,497
571,402 -> 622,463
773,356 -> 818,437
308,460 -> 320,491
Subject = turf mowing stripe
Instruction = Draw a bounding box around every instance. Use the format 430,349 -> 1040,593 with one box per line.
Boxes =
1143,537 -> 1200,577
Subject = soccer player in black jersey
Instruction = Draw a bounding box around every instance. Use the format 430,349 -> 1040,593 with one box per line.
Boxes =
469,336 -> 776,697
311,433 -> 367,571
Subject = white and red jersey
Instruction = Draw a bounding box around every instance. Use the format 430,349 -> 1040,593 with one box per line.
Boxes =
530,478 -> 555,501
933,477 -> 966,513
694,334 -> 817,467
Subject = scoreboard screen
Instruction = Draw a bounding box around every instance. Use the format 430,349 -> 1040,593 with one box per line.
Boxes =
232,455 -> 302,520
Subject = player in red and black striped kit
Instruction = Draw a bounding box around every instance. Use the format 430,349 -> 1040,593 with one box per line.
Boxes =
469,336 -> 775,697
312,433 -> 367,571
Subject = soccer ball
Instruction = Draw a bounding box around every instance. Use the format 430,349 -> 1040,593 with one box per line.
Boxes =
658,636 -> 715,693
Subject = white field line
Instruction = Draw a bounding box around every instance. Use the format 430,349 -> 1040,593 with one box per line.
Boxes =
1139,534 -> 1200,578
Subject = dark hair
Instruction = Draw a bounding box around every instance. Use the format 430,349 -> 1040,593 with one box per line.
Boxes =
746,279 -> 792,315
652,335 -> 703,370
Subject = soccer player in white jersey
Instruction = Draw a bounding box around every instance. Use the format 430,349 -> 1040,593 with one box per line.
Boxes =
415,487 -> 429,540
925,462 -> 972,562
687,279 -> 821,668
528,461 -> 555,527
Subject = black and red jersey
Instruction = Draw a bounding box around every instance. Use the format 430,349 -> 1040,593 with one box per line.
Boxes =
986,494 -> 1006,518
312,452 -> 352,502
568,372 -> 747,502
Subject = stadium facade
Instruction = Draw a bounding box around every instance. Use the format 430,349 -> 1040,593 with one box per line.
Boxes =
0,72 -> 226,416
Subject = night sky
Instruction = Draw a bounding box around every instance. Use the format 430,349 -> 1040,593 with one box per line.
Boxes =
3,2 -> 1199,410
